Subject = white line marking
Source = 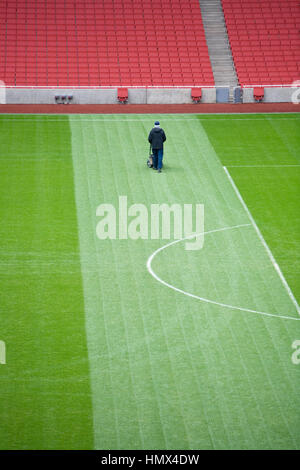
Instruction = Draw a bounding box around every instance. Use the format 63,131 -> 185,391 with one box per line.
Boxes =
0,157 -> 63,161
226,164 -> 300,168
224,166 -> 300,317
147,224 -> 300,321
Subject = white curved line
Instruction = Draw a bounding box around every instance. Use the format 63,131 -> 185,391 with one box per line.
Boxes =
147,224 -> 300,322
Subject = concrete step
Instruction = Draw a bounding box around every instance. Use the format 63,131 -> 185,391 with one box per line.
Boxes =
214,73 -> 237,77
198,0 -> 239,88
214,76 -> 237,80
208,43 -> 231,48
213,64 -> 236,68
211,61 -> 235,66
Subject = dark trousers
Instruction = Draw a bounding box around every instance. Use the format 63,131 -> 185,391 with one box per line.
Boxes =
152,148 -> 163,169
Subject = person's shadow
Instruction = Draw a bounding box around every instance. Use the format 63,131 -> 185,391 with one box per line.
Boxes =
159,163 -> 182,173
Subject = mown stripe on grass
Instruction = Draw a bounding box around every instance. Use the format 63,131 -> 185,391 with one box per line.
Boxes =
0,115 -> 94,449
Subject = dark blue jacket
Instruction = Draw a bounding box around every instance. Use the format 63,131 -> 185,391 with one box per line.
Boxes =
148,127 -> 166,150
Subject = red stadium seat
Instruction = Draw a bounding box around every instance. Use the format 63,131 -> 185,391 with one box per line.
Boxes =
191,87 -> 202,103
253,87 -> 264,101
117,87 -> 128,103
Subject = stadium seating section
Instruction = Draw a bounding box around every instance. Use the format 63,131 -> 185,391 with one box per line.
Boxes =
1,0 -> 299,88
0,0 -> 214,87
222,0 -> 300,86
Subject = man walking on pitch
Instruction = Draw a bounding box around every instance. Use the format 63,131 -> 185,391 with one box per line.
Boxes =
148,121 -> 166,173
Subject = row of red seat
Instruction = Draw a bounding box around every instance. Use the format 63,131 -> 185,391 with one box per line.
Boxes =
3,14 -> 205,20
229,32 -> 298,37
224,7 -> 299,12
225,19 -> 299,25
222,0 -> 298,3
5,0 -> 193,5
231,42 -> 299,49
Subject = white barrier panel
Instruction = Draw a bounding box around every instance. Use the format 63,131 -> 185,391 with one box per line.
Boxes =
291,80 -> 300,105
0,80 -> 6,104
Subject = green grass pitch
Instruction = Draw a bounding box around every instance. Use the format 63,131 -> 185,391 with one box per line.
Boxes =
0,113 -> 299,450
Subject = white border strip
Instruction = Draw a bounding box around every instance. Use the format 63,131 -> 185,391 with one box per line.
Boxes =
2,84 -> 294,89
223,166 -> 300,317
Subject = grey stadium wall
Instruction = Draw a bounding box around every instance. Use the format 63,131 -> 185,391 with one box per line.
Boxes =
2,85 -> 299,104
